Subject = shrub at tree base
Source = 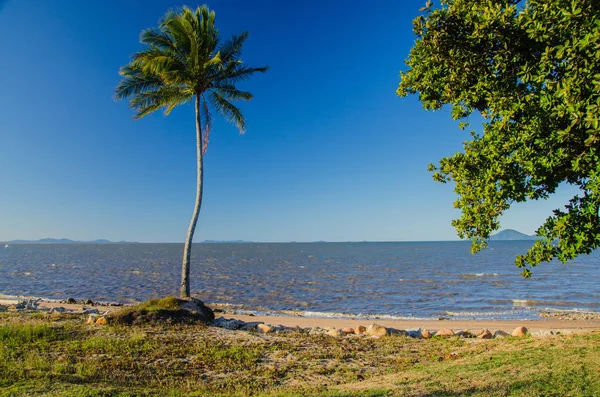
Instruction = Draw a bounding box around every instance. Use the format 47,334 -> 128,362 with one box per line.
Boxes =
109,296 -> 214,325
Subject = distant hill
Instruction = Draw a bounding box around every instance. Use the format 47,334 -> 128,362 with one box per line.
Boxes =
5,238 -> 129,244
202,240 -> 252,243
490,229 -> 540,241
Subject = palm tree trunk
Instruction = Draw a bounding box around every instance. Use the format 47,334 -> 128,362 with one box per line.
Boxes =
180,94 -> 204,298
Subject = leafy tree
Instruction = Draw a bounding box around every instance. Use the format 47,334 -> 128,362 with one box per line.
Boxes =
397,0 -> 600,276
116,6 -> 267,296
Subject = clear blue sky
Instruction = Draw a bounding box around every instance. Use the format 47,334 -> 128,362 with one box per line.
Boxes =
0,0 -> 579,242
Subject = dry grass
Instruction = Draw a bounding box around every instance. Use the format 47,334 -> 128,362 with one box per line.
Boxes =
1,311 -> 599,396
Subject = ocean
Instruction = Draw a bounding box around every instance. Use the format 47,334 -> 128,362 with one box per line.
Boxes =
1,241 -> 598,320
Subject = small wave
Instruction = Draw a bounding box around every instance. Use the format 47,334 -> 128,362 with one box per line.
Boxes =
445,310 -> 528,319
462,273 -> 499,279
209,303 -> 436,320
512,299 -> 587,307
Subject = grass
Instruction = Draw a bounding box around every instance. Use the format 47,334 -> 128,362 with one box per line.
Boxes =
0,311 -> 599,396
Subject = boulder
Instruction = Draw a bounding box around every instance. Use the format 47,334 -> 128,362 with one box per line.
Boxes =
308,327 -> 327,336
456,330 -> 475,338
366,324 -> 388,338
435,328 -> 455,337
476,329 -> 493,339
406,328 -> 422,339
240,322 -> 264,331
257,324 -> 274,334
512,326 -> 528,337
493,330 -> 510,339
421,329 -> 432,339
327,328 -> 343,337
355,325 -> 367,334
179,298 -> 215,322
388,328 -> 408,336
66,298 -> 77,304
213,317 -> 247,330
95,316 -> 108,325
340,327 -> 355,334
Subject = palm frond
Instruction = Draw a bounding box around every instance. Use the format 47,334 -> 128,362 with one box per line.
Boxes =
211,82 -> 253,101
214,64 -> 269,85
218,32 -> 249,64
130,86 -> 192,119
140,28 -> 174,50
115,66 -> 164,100
209,91 -> 246,133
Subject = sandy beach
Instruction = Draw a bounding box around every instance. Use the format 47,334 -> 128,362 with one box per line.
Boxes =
3,295 -> 600,334
226,313 -> 600,333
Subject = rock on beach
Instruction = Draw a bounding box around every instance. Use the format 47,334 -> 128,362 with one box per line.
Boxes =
435,328 -> 455,337
366,324 -> 388,338
512,326 -> 528,337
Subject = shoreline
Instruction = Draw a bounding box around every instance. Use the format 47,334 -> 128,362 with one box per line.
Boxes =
3,294 -> 600,334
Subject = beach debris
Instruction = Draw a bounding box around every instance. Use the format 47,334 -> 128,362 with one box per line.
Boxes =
84,299 -> 94,305
49,307 -> 66,314
493,330 -> 510,339
355,325 -> 367,335
512,326 -> 528,337
86,315 -> 99,324
257,324 -> 274,334
65,298 -> 77,304
476,329 -> 493,339
365,324 -> 388,338
435,328 -> 455,337
95,316 -> 108,325
15,298 -> 40,310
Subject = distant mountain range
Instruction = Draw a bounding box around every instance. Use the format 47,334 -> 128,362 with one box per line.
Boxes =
490,229 -> 541,241
4,238 -> 133,244
202,240 -> 252,243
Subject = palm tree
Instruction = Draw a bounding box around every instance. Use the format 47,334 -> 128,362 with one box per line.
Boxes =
115,5 -> 267,298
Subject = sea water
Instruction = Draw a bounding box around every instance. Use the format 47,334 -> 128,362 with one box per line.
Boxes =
0,241 -> 598,320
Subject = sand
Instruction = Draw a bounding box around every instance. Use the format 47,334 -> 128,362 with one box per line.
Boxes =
226,313 -> 600,333
3,295 -> 600,333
